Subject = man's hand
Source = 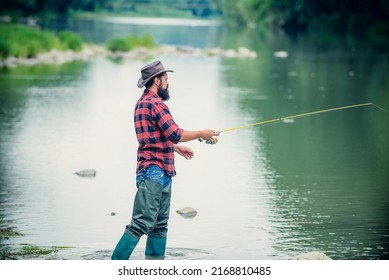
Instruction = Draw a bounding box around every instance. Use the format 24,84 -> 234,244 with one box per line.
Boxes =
174,144 -> 194,160
201,129 -> 219,141
180,129 -> 219,142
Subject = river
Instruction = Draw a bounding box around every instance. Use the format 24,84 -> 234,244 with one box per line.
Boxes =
0,17 -> 388,260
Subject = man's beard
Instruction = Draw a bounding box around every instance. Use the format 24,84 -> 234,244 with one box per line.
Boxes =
157,86 -> 170,101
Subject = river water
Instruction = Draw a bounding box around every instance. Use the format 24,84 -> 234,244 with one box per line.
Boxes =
0,17 -> 388,260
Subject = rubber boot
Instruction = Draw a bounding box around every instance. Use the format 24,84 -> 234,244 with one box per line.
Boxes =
145,235 -> 167,259
111,231 -> 140,260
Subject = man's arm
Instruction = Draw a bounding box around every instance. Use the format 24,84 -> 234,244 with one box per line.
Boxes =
179,129 -> 218,142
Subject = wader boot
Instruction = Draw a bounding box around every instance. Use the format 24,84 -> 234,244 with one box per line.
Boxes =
111,230 -> 140,260
145,235 -> 167,259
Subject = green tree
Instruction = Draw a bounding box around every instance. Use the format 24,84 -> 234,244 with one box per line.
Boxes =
216,0 -> 389,40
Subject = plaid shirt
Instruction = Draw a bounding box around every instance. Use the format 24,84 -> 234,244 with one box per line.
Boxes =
134,90 -> 183,177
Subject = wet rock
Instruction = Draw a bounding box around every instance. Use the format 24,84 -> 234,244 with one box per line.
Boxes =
108,47 -> 151,60
0,15 -> 12,23
217,47 -> 257,58
158,45 -> 257,59
176,207 -> 197,218
291,251 -> 332,260
282,118 -> 295,124
274,51 -> 288,58
74,169 -> 96,177
0,45 -> 104,68
0,44 -> 257,68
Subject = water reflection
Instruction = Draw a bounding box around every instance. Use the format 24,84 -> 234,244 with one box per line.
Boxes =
219,33 -> 389,259
42,17 -> 223,47
101,17 -> 221,27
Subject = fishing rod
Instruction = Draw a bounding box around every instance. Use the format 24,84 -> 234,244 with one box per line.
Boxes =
200,102 -> 386,144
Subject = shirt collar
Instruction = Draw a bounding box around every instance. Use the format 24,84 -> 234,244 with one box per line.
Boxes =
143,89 -> 160,100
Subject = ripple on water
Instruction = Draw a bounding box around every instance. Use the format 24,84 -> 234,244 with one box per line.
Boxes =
44,247 -> 214,260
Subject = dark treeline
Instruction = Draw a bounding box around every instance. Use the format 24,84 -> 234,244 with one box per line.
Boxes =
218,0 -> 389,42
1,0 -> 388,42
0,0 -> 219,17
0,0 -> 103,15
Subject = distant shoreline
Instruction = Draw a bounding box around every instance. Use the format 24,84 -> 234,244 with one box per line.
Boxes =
0,44 -> 257,68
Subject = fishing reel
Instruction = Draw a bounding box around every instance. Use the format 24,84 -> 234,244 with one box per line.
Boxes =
199,136 -> 219,145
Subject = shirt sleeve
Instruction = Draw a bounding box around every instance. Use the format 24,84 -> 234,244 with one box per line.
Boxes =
154,102 -> 183,144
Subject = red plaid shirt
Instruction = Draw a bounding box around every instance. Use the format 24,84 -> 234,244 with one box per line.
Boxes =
134,90 -> 183,177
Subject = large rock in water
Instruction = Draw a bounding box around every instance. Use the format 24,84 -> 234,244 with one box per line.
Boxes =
291,251 -> 332,260
176,207 -> 197,218
74,169 -> 96,177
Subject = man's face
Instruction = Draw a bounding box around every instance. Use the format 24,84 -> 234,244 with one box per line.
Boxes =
157,73 -> 170,101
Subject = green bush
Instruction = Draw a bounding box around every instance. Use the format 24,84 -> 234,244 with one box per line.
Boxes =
128,34 -> 156,49
0,24 -> 60,58
138,34 -> 155,48
0,24 -> 85,59
59,31 -> 83,51
107,34 -> 156,52
0,38 -> 11,58
107,37 -> 131,52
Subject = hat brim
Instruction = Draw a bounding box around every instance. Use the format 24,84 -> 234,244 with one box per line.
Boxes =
137,69 -> 173,88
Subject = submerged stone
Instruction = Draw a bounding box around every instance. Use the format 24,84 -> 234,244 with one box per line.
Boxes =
176,207 -> 197,218
74,169 -> 96,177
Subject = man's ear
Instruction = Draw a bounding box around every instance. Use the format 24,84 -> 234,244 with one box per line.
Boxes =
154,77 -> 160,86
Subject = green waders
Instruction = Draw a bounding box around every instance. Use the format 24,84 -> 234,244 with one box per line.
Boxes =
111,176 -> 172,260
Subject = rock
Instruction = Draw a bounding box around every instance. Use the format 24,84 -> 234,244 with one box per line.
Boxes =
221,48 -> 257,58
237,47 -> 257,58
282,118 -> 295,123
0,45 -> 103,68
291,251 -> 332,260
0,15 -> 12,23
74,169 -> 96,177
1,44 -> 257,68
159,45 -> 257,59
274,51 -> 288,58
176,207 -> 197,218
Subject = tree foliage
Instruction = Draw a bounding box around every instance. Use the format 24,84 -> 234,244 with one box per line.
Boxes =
0,0 -> 387,40
0,0 -> 109,14
217,0 -> 389,39
0,0 -> 218,16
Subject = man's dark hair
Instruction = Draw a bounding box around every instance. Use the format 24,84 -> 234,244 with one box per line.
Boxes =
145,73 -> 165,89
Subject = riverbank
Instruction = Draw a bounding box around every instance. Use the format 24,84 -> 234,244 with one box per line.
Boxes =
0,45 -> 104,68
0,44 -> 257,68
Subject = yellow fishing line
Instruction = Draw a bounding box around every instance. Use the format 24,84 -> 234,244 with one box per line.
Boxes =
220,103 -> 373,133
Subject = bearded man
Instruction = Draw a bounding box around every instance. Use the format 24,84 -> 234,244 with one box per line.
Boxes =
111,60 -> 218,260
